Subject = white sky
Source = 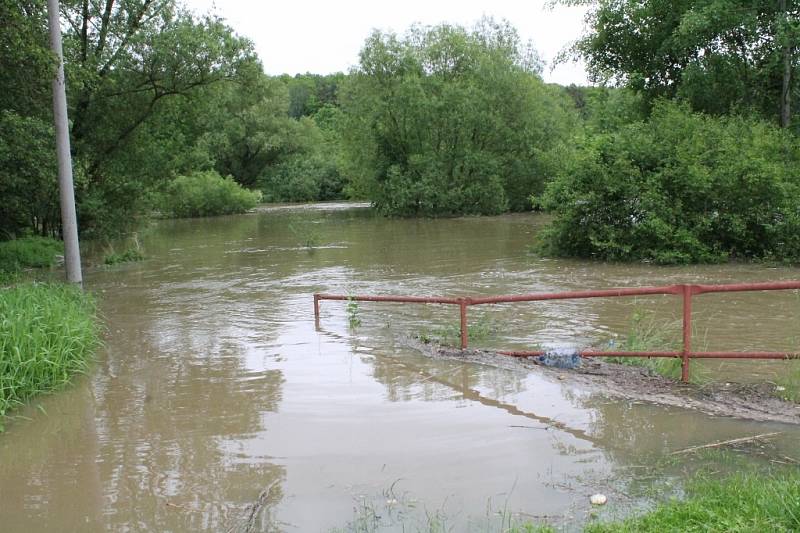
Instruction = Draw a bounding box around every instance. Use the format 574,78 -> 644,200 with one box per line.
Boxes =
184,0 -> 590,85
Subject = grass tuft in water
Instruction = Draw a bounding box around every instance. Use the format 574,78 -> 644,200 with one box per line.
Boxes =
103,235 -> 145,265
419,315 -> 498,346
585,472 -> 800,533
603,309 -> 703,382
0,283 -> 101,428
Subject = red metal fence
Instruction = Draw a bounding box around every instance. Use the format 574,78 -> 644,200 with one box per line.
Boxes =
314,281 -> 800,382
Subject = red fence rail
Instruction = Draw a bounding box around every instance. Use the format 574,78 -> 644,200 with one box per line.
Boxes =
314,281 -> 800,382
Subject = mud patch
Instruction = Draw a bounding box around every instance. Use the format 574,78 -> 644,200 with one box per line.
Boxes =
404,337 -> 800,426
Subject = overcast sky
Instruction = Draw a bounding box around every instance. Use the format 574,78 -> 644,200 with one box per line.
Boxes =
184,0 -> 590,85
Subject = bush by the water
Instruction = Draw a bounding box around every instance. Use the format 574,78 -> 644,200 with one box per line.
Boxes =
160,171 -> 262,218
538,102 -> 800,264
0,236 -> 63,272
0,283 -> 100,426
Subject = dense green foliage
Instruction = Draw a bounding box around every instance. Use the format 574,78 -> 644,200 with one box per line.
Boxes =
159,171 -> 262,218
539,101 -> 800,264
0,283 -> 100,425
0,0 -> 344,241
340,20 -> 576,216
567,0 -> 799,130
585,472 -> 800,532
0,237 -> 63,272
2,0 -> 798,263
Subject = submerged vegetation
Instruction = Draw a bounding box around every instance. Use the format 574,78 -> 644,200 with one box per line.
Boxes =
0,283 -> 100,427
159,171 -> 262,218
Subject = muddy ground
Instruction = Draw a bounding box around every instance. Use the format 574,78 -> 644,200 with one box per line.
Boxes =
404,337 -> 800,426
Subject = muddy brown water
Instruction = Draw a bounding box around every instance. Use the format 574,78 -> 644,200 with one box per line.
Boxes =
1,203 -> 799,532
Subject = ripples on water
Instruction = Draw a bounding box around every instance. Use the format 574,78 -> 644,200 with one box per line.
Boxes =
0,203 -> 798,531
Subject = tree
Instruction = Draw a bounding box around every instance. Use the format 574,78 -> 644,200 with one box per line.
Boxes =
565,0 -> 799,128
340,19 -> 576,216
539,101 -> 800,263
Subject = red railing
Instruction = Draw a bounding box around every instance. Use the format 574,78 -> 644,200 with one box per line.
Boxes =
314,281 -> 800,382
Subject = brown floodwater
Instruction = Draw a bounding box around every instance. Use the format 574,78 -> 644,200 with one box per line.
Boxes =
1,203 -> 798,532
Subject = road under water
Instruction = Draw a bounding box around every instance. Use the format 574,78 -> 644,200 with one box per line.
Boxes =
1,203 -> 798,531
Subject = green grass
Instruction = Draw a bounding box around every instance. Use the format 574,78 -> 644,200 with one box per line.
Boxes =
586,472 -> 800,532
104,247 -> 144,265
603,309 -> 704,382
0,236 -> 63,272
0,282 -> 101,428
418,314 -> 498,346
775,361 -> 800,403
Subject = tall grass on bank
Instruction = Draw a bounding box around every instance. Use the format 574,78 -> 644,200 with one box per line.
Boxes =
586,472 -> 800,533
0,283 -> 100,426
0,236 -> 63,272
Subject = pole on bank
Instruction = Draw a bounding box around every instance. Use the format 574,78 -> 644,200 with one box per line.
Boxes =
46,0 -> 83,285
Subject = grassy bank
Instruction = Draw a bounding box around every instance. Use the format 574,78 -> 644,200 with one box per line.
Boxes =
0,282 -> 100,427
584,472 -> 800,533
0,236 -> 63,272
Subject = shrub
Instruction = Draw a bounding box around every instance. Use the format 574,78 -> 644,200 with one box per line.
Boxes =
538,102 -> 800,264
160,170 -> 262,218
0,283 -> 100,426
0,236 -> 63,272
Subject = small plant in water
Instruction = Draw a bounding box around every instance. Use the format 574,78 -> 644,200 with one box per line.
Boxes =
104,235 -> 145,265
288,220 -> 322,249
346,297 -> 362,329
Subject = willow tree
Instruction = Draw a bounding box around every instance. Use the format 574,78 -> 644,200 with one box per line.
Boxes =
340,19 -> 577,216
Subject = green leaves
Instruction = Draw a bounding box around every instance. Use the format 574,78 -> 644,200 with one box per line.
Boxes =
159,170 -> 261,218
540,101 -> 800,263
341,19 -> 575,216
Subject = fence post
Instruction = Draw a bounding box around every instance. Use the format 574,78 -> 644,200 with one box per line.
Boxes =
314,294 -> 320,326
460,299 -> 468,349
681,285 -> 693,382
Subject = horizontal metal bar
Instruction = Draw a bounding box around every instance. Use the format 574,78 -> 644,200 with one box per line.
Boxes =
497,350 -> 800,360
689,351 -> 800,359
315,293 -> 461,305
468,285 -> 682,305
498,350 -> 681,358
691,280 -> 800,295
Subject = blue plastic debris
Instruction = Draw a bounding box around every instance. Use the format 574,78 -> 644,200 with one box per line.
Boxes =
534,348 -> 581,369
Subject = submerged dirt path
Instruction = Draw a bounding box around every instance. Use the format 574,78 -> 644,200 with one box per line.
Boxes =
404,338 -> 800,426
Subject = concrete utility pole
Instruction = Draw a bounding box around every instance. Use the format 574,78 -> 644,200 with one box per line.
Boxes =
47,0 -> 83,285
779,0 -> 792,129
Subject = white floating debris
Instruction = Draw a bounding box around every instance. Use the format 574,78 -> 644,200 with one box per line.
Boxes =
590,494 -> 607,506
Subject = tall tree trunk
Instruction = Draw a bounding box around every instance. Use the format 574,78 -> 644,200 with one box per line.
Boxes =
779,0 -> 791,128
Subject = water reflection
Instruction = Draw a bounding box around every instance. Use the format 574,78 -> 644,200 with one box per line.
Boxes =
0,203 -> 798,532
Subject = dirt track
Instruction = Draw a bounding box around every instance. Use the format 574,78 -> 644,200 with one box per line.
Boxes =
405,337 -> 800,426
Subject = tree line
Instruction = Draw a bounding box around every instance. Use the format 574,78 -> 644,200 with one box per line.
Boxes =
1,0 -> 798,263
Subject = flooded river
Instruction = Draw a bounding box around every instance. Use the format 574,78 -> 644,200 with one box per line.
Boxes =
1,203 -> 798,531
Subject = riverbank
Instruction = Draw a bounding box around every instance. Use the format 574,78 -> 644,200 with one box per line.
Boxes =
0,282 -> 100,429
